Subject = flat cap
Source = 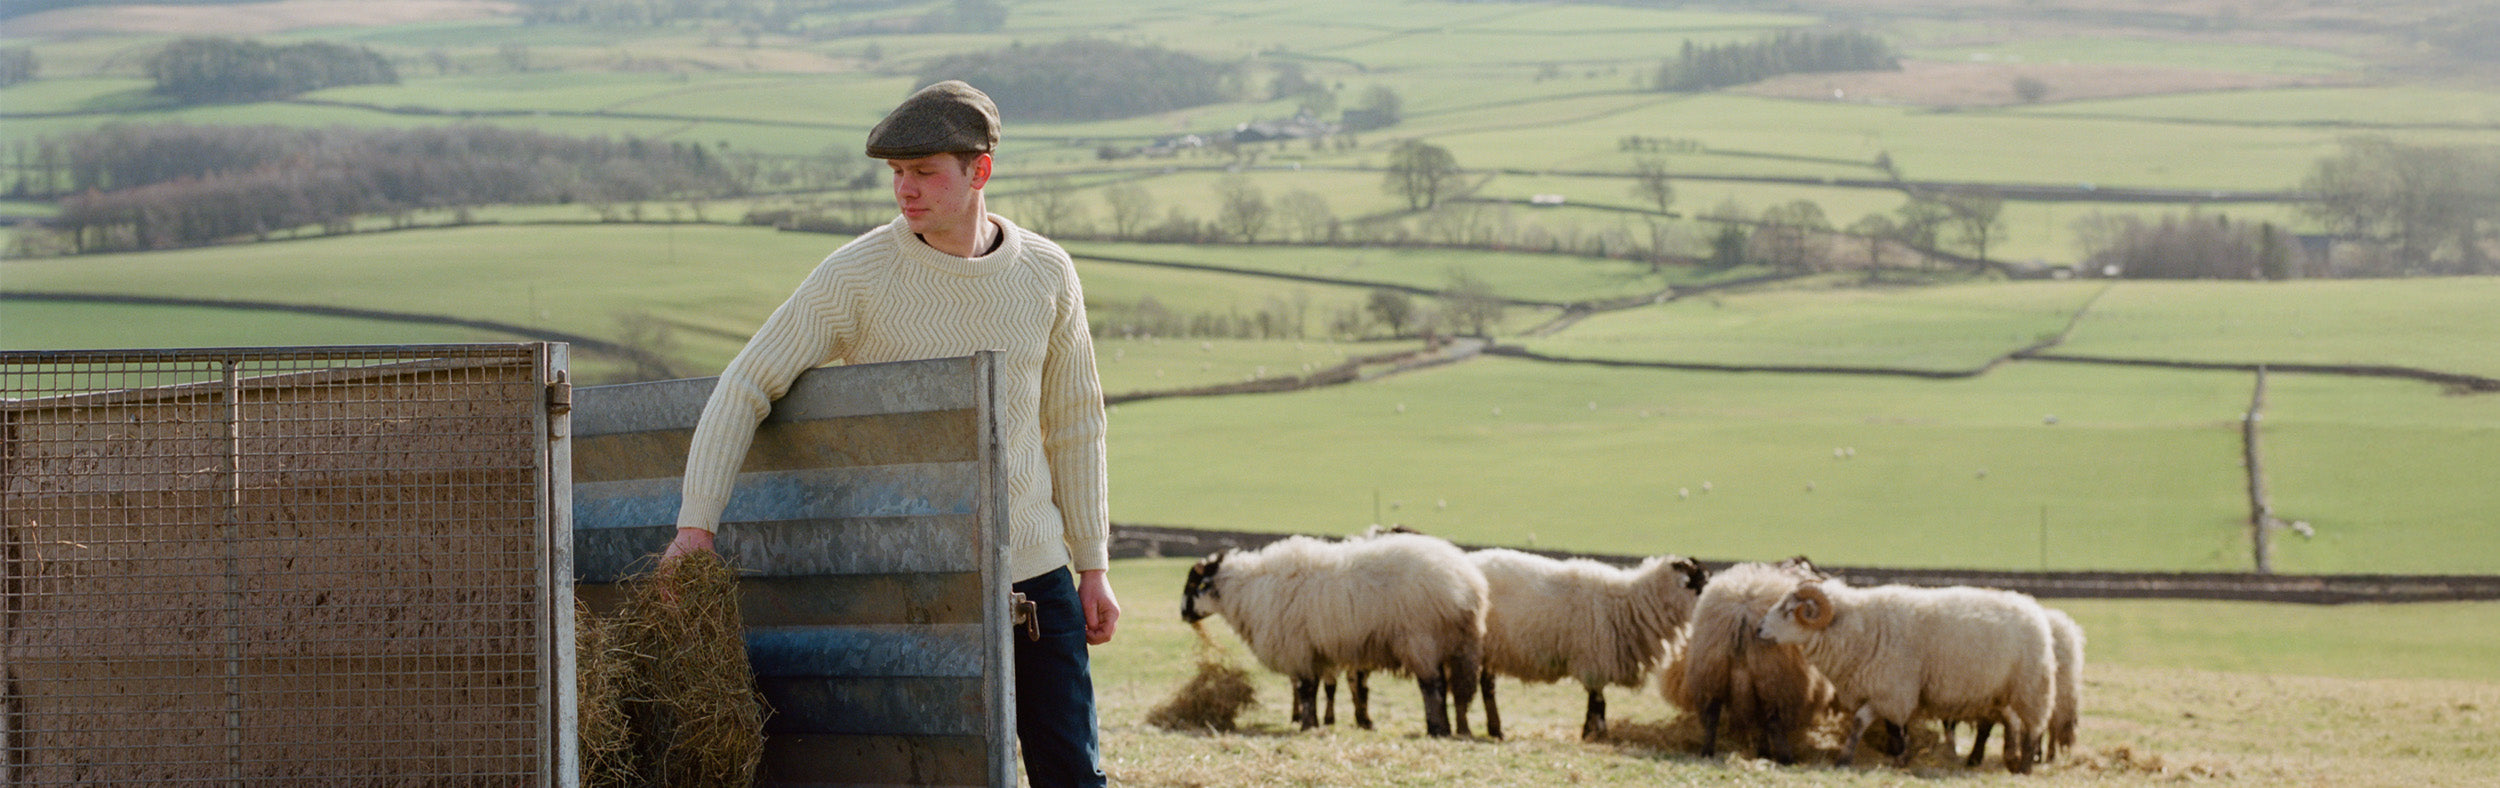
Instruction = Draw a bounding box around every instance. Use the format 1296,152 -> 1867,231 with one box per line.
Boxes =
865,80 -> 1000,159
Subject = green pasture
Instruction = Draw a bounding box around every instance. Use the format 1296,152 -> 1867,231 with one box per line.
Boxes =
1071,254 -> 1397,338
2003,85 -> 2500,126
1906,36 -> 2363,75
1106,355 -> 2499,574
0,299 -> 510,349
1062,240 -> 1681,305
1518,278 -> 2103,370
1095,337 -> 1407,397
2060,278 -> 2500,379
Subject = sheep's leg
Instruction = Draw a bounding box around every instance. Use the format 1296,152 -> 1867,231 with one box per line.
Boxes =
1418,674 -> 1452,737
1351,670 -> 1374,730
1966,719 -> 1995,767
1697,698 -> 1724,758
2000,710 -> 2034,774
1292,676 -> 1319,730
1478,671 -> 1503,740
1322,675 -> 1338,726
1580,686 -> 1607,741
1449,657 -> 1478,738
1837,705 -> 1876,767
1887,720 -> 1915,767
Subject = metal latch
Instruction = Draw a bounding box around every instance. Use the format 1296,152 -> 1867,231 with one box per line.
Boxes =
546,371 -> 572,416
1011,592 -> 1040,641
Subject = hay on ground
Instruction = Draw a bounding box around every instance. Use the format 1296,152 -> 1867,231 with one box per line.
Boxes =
1146,624 -> 1259,733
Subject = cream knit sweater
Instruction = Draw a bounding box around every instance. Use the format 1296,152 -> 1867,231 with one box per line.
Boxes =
675,214 -> 1109,582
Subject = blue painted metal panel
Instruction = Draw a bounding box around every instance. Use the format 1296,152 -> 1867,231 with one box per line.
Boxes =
744,625 -> 982,679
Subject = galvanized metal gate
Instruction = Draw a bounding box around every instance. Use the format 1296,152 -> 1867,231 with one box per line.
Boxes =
570,353 -> 1015,787
0,344 -> 574,786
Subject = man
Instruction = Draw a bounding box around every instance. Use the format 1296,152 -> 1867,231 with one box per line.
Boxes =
660,80 -> 1118,787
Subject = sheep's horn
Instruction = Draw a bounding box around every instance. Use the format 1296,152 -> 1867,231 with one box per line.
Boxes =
1794,583 -> 1837,630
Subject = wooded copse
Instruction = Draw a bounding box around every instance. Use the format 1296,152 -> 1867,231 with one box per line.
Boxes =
145,37 -> 397,104
917,38 -> 1239,121
41,124 -> 738,253
1654,29 -> 1898,92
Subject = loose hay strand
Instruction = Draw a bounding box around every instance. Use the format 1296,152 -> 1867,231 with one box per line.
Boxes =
1147,623 -> 1260,733
575,598 -> 638,788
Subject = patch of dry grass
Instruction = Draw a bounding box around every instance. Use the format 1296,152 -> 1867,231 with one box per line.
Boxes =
1099,559 -> 2500,786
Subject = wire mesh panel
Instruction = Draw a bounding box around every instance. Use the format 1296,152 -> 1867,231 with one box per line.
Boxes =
0,344 -> 569,787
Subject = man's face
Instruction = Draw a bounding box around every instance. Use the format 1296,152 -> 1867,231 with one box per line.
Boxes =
889,152 -> 989,237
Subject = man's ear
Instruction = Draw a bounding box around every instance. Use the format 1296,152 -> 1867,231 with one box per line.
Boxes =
969,153 -> 993,190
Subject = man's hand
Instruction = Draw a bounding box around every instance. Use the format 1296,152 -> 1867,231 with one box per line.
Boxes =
1078,569 -> 1120,646
660,527 -> 716,564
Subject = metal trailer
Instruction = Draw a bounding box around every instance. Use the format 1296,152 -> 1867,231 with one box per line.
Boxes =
570,353 -> 1017,787
0,344 -> 575,786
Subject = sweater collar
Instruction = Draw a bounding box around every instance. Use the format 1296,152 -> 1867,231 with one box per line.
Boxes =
893,213 -> 1020,277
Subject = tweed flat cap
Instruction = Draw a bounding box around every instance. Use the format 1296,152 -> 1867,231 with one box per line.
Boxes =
865,80 -> 1000,159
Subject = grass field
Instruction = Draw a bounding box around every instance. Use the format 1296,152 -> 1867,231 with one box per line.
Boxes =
1098,557 -> 2500,787
2055,278 -> 2500,378
1518,278 -> 2104,370
1104,355 -> 2500,574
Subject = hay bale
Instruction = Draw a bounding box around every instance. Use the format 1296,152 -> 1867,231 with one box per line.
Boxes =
1146,624 -> 1259,733
578,552 -> 769,787
575,598 -> 636,788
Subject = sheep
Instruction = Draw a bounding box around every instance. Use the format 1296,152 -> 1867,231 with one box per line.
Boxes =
1949,605 -> 2085,766
1660,556 -> 1836,763
1466,548 -> 1709,740
1757,579 -> 2057,773
1179,532 -> 1487,737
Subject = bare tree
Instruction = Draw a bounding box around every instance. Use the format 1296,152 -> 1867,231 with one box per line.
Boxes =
2303,136 -> 2499,274
1753,199 -> 1832,273
1441,267 -> 1505,337
1383,139 -> 1458,211
1023,174 -> 1088,237
1103,181 -> 1153,239
1935,187 -> 2005,268
1215,175 -> 1270,242
1630,157 -> 1674,214
1846,212 -> 1896,279
1278,188 -> 1335,243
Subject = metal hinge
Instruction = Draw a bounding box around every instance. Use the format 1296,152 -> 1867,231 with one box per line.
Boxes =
546,371 -> 572,416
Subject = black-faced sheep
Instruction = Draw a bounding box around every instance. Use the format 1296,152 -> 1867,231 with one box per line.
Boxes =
1660,556 -> 1835,763
1180,533 -> 1487,737
1467,548 -> 1709,740
1951,605 -> 2085,766
1757,579 -> 2058,774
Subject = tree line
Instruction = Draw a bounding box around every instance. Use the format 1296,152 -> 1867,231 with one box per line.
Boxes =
918,38 -> 1239,122
40,124 -> 736,253
1655,29 -> 1897,92
145,37 -> 397,104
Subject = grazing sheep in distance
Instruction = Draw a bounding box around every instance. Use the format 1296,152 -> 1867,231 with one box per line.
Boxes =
1468,548 -> 1710,740
1952,605 -> 2086,766
1661,556 -> 1835,763
1758,579 -> 2057,773
1180,533 -> 1487,737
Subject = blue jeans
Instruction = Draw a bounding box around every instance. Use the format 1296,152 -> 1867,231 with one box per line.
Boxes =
1012,567 -> 1106,788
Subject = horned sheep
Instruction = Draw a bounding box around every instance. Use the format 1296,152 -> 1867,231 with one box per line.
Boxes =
1467,548 -> 1710,740
1179,532 -> 1487,737
1757,578 -> 2058,773
1660,557 -> 1836,763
